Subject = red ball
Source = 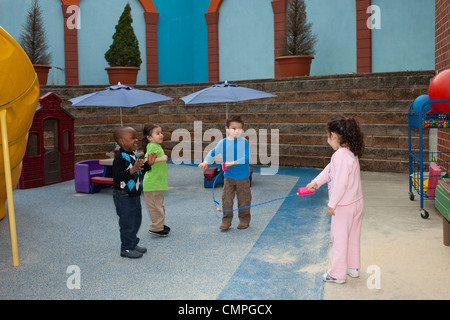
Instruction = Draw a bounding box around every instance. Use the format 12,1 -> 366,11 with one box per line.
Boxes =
428,69 -> 450,113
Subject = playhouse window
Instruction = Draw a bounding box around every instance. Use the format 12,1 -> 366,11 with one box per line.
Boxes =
27,133 -> 39,156
63,130 -> 72,152
43,118 -> 58,151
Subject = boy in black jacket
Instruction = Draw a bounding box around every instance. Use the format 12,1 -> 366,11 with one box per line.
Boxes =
113,127 -> 156,259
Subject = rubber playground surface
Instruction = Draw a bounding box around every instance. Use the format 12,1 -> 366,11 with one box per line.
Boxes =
0,163 -> 330,300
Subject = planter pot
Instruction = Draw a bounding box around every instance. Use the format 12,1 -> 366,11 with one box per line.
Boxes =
275,55 -> 314,77
33,64 -> 52,85
105,66 -> 140,85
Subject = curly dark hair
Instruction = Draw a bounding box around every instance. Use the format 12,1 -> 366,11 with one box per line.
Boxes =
327,116 -> 365,158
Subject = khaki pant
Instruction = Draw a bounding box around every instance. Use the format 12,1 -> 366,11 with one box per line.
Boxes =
221,177 -> 252,228
144,191 -> 165,232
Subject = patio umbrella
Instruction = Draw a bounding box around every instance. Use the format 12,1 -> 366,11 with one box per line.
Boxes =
180,81 -> 277,118
69,84 -> 173,126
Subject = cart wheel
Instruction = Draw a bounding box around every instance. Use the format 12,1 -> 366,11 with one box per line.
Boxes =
420,209 -> 429,219
408,192 -> 414,201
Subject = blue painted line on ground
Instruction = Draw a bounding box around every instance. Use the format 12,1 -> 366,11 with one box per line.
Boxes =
218,167 -> 330,300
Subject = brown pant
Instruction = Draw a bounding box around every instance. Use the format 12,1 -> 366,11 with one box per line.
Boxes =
222,177 -> 252,227
144,191 -> 165,232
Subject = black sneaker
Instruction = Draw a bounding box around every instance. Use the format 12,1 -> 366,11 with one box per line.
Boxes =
149,229 -> 169,237
164,225 -> 171,233
134,245 -> 147,254
120,249 -> 143,259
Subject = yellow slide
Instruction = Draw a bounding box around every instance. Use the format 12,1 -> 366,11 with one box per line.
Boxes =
0,26 -> 39,219
0,26 -> 40,265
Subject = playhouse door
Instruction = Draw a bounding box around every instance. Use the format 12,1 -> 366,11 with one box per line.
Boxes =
44,150 -> 61,184
43,118 -> 61,184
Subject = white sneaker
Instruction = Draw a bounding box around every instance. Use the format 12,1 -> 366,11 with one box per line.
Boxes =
347,268 -> 359,278
322,273 -> 345,284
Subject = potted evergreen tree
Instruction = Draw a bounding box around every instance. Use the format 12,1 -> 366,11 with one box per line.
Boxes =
20,0 -> 52,85
105,3 -> 142,85
275,0 -> 317,77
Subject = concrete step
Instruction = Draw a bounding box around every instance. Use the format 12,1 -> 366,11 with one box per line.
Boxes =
39,71 -> 436,173
71,100 -> 416,125
43,70 -> 434,101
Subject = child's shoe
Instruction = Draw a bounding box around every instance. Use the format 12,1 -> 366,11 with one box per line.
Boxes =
120,249 -> 143,259
322,273 -> 345,284
220,213 -> 233,231
149,229 -> 169,237
237,223 -> 249,229
219,223 -> 231,231
134,245 -> 147,254
347,268 -> 359,278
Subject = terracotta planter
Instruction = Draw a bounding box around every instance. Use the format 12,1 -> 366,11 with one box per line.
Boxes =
33,64 -> 52,85
275,55 -> 314,77
105,66 -> 140,85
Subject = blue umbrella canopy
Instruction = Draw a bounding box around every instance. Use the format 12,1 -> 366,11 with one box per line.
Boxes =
181,81 -> 277,105
69,84 -> 173,125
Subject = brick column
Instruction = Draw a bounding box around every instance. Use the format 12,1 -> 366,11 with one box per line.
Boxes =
205,11 -> 220,82
144,12 -> 159,84
356,0 -> 372,73
436,0 -> 450,162
435,0 -> 450,72
271,0 -> 287,78
61,3 -> 79,85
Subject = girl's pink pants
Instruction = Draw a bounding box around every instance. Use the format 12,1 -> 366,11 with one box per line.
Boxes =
328,198 -> 364,280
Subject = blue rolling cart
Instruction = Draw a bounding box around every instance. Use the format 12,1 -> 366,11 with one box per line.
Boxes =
408,98 -> 450,219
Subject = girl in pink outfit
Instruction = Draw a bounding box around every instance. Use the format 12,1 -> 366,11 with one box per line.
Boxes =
307,116 -> 365,284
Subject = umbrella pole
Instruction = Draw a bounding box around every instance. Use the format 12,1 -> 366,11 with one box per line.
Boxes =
120,108 -> 123,127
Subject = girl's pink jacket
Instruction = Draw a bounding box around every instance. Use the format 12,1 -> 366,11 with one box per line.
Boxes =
313,147 -> 363,209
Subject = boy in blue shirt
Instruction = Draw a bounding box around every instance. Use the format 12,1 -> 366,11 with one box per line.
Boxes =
198,115 -> 251,230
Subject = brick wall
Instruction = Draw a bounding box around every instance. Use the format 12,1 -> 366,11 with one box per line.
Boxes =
436,0 -> 450,162
41,71 -> 434,173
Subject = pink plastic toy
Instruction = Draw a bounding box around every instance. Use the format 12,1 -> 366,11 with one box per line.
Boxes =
427,162 -> 442,199
297,187 -> 315,196
221,162 -> 228,171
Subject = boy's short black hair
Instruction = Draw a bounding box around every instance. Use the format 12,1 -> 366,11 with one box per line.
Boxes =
226,115 -> 244,127
114,126 -> 134,144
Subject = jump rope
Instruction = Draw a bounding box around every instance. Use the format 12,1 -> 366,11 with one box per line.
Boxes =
211,163 -> 315,213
